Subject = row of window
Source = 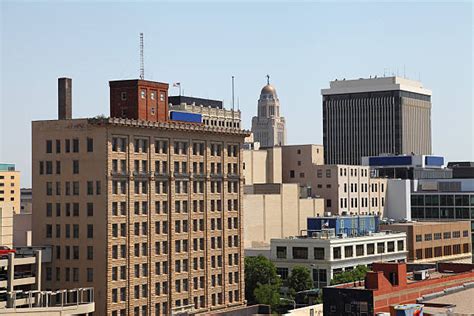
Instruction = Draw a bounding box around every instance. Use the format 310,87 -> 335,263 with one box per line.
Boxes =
112,137 -> 239,157
46,224 -> 93,239
412,207 -> 474,220
45,266 -> 93,282
339,197 -> 384,209
111,288 -> 240,316
111,196 -> 238,215
112,179 -> 238,195
46,202 -> 94,217
45,181 -> 101,196
203,118 -> 240,129
415,243 -> 470,259
45,138 -> 93,154
276,241 -> 404,260
39,160 -> 80,175
412,194 -> 474,207
54,245 -> 93,260
415,230 -> 469,242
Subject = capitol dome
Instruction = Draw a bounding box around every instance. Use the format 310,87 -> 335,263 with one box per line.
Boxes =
260,81 -> 278,100
261,84 -> 276,95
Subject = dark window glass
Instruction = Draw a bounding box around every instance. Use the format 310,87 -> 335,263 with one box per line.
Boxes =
87,138 -> 94,152
292,247 -> 308,259
73,139 -> 79,153
46,140 -> 52,153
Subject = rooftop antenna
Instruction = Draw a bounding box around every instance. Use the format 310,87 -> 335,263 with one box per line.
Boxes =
232,76 -> 235,125
237,97 -> 240,111
232,76 -> 235,111
403,64 -> 406,78
139,33 -> 144,80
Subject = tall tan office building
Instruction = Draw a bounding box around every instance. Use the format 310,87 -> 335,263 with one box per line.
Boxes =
0,163 -> 21,214
33,78 -> 248,315
322,76 -> 432,165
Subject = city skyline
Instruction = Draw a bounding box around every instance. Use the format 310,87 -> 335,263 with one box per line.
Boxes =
1,1 -> 473,187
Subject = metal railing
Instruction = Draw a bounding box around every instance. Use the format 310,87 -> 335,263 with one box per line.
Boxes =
6,287 -> 94,309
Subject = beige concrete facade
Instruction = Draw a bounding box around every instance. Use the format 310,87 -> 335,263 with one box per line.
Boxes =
281,144 -> 324,191
243,183 -> 324,248
32,117 -> 248,316
242,147 -> 282,185
20,188 -> 32,214
0,202 -> 14,248
13,212 -> 32,247
380,221 -> 472,263
0,168 -> 20,214
312,165 -> 386,216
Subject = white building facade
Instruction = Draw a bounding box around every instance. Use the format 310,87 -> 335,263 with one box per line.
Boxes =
269,231 -> 407,288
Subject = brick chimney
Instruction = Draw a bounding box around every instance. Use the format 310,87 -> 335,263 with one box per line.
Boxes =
58,77 -> 72,119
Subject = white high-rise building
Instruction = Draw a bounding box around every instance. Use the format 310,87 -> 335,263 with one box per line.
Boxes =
251,76 -> 286,147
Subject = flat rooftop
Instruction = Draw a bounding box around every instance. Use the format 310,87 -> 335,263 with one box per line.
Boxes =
33,117 -> 250,137
423,287 -> 474,315
382,221 -> 471,227
321,76 -> 432,96
275,230 -> 405,241
168,95 -> 223,109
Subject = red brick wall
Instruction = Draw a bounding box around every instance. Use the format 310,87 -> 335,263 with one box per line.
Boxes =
373,271 -> 474,312
438,262 -> 474,273
109,80 -> 169,122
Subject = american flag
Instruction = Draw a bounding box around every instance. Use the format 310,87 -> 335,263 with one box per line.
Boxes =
173,82 -> 181,87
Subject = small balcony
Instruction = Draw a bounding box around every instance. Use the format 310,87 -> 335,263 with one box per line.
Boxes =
110,170 -> 128,177
227,173 -> 240,179
132,171 -> 150,178
154,171 -> 169,178
173,172 -> 190,178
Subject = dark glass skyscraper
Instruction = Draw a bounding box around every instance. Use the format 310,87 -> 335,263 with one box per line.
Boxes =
322,77 -> 432,165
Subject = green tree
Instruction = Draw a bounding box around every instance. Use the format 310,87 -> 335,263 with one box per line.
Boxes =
287,266 -> 313,293
245,256 -> 281,304
330,265 -> 369,285
253,283 -> 281,310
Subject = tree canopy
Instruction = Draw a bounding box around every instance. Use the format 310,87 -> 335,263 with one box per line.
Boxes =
244,256 -> 281,305
287,266 -> 313,293
253,283 -> 281,310
330,265 -> 369,285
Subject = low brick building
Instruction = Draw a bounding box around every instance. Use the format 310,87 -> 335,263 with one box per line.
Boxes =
380,221 -> 472,263
323,262 -> 474,315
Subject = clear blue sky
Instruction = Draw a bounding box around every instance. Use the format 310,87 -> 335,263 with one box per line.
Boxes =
1,1 -> 473,187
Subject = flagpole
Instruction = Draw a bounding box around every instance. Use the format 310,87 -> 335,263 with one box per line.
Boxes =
232,76 -> 235,127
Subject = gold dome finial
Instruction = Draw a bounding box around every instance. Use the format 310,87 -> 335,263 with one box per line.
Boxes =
266,74 -> 270,85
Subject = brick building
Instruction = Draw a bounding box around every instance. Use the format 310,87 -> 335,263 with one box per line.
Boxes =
32,78 -> 249,315
380,221 -> 472,263
323,262 -> 474,314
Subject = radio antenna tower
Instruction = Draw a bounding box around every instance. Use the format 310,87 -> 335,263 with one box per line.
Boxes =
139,33 -> 144,80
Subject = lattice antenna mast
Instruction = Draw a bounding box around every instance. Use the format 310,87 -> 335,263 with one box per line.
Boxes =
139,33 -> 144,80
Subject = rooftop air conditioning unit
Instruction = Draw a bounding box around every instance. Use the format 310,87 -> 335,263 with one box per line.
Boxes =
413,270 -> 428,281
